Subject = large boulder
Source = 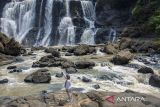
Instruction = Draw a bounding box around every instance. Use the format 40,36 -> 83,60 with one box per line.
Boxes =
111,50 -> 134,65
55,72 -> 63,78
66,67 -> 78,74
82,76 -> 92,82
32,55 -> 74,68
149,74 -> 160,88
75,61 -> 95,69
24,69 -> 51,83
45,48 -> 60,57
73,45 -> 95,56
103,43 -> 118,54
0,32 -> 23,56
138,67 -> 154,74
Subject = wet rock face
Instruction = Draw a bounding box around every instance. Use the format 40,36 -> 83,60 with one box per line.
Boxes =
0,0 -> 11,17
95,0 -> 137,27
111,50 -> 134,65
24,69 -> 51,83
119,38 -> 156,53
149,74 -> 160,88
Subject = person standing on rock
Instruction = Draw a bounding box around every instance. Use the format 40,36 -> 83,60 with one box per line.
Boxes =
64,74 -> 72,102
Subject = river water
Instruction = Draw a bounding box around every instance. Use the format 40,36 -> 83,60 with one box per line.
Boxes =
0,48 -> 160,98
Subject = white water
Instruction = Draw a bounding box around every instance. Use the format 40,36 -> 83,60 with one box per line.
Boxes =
41,0 -> 54,46
0,0 -> 36,43
58,0 -> 75,45
109,28 -> 117,42
80,0 -> 96,45
0,47 -> 160,97
0,0 -> 118,46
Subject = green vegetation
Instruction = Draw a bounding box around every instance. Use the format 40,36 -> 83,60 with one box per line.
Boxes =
132,0 -> 160,34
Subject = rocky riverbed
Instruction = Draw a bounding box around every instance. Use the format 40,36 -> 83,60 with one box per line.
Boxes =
0,43 -> 160,107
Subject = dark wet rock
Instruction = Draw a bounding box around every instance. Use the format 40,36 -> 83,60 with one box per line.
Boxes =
9,69 -> 22,73
28,51 -> 34,55
73,45 -> 95,56
138,67 -> 154,74
93,84 -> 100,89
125,63 -> 142,69
32,55 -> 74,68
121,27 -> 141,38
24,69 -> 51,83
51,50 -> 60,58
44,48 -> 60,57
7,66 -> 17,69
62,46 -> 75,53
149,74 -> 160,88
0,32 -> 23,56
103,43 -> 118,54
82,76 -> 92,83
111,50 -> 134,65
31,46 -> 46,51
75,61 -> 95,69
45,48 -> 57,53
65,52 -> 72,56
55,72 -> 63,78
66,67 -> 78,74
61,61 -> 74,69
98,73 -> 122,81
0,79 -> 8,84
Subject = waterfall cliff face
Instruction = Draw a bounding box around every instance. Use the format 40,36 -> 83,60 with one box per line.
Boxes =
0,0 -> 117,46
0,0 -> 36,43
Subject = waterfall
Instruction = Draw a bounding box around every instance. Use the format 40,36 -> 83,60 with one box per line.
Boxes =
37,0 -> 54,46
80,0 -> 96,45
0,0 -> 111,46
58,0 -> 75,45
34,0 -> 45,46
109,28 -> 117,43
0,0 -> 36,43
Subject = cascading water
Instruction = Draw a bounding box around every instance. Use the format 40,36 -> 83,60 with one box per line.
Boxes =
80,0 -> 96,45
36,0 -> 54,46
0,0 -> 117,46
58,0 -> 75,45
109,28 -> 117,43
0,0 -> 36,43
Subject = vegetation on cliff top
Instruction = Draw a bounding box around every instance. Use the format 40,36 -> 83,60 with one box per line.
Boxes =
132,0 -> 160,34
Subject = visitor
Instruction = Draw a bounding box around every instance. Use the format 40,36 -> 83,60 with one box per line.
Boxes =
64,74 -> 72,102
